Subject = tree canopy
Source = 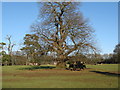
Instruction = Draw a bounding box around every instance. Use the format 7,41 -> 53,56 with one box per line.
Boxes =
31,2 -> 97,61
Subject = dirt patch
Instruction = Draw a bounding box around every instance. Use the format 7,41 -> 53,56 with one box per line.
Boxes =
2,68 -> 94,78
14,70 -> 94,77
2,73 -> 13,76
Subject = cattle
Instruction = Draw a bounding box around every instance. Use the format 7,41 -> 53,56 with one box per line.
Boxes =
65,61 -> 86,71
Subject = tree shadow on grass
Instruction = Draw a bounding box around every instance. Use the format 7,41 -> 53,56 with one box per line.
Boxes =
90,71 -> 120,77
18,66 -> 56,70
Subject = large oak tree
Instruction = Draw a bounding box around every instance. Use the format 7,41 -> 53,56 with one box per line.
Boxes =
31,2 -> 97,61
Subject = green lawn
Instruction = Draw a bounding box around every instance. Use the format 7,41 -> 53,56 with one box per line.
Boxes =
2,64 -> 119,88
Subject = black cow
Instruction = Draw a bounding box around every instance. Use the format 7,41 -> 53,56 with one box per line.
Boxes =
65,61 -> 86,71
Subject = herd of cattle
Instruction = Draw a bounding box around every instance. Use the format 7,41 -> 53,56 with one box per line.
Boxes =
65,61 -> 86,71
26,61 -> 86,71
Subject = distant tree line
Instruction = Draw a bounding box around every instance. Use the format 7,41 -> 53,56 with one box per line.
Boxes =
97,44 -> 120,64
1,36 -> 119,66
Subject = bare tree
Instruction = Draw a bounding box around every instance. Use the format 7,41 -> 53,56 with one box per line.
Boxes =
31,2 -> 97,62
6,35 -> 15,65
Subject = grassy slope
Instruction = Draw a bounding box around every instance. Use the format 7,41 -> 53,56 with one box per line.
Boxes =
2,64 -> 119,88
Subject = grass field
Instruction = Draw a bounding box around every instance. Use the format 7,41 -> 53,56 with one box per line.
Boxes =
2,64 -> 119,88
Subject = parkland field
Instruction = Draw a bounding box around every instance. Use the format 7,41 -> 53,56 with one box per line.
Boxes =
2,64 -> 119,88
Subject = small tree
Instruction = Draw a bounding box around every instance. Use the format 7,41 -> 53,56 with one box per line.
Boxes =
113,43 -> 120,63
6,35 -> 15,55
2,54 -> 11,65
6,35 -> 15,65
0,42 -> 6,64
21,34 -> 43,64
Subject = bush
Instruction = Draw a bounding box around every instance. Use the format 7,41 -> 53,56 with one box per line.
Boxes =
2,54 -> 11,65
